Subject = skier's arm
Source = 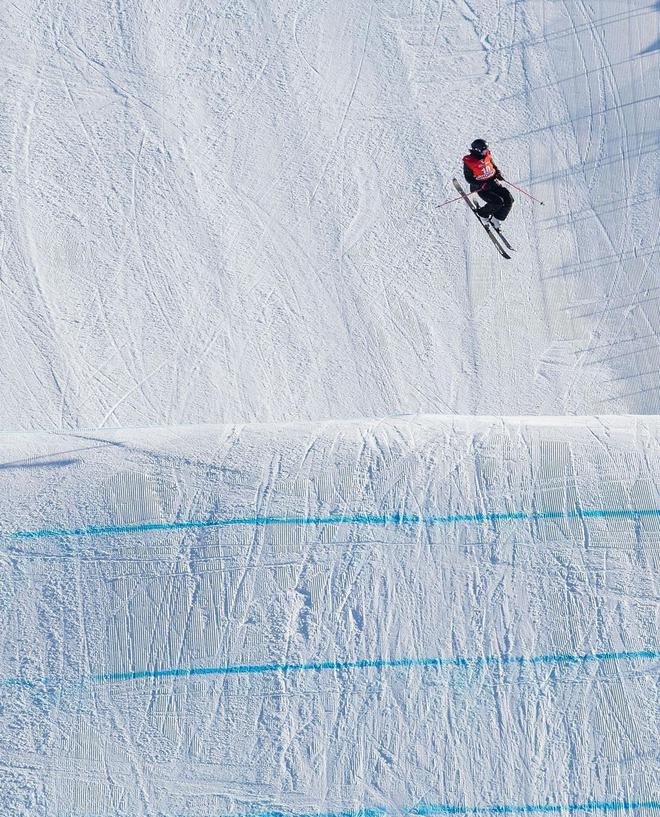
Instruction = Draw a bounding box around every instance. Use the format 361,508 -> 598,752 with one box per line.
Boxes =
492,160 -> 503,180
463,161 -> 476,185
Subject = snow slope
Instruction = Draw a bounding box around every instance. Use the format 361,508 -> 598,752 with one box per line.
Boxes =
0,415 -> 659,814
0,0 -> 658,432
1,0 -> 659,815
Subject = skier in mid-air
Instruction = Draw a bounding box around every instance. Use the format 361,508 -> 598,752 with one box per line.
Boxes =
462,139 -> 513,230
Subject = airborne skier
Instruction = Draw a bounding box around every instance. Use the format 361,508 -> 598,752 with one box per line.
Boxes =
462,139 -> 514,230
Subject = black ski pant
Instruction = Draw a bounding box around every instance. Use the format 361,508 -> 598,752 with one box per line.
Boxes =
472,180 -> 514,221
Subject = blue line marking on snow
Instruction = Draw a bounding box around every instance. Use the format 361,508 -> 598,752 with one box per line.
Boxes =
5,507 -> 660,541
88,648 -> 657,683
1,649 -> 656,690
410,801 -> 660,815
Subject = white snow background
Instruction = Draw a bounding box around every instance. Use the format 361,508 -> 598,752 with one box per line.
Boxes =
0,0 -> 659,815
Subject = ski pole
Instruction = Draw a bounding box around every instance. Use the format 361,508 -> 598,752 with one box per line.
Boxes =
501,178 -> 544,205
436,191 -> 476,208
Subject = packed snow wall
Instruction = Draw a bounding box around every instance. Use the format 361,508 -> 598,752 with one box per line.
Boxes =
1,416 -> 658,815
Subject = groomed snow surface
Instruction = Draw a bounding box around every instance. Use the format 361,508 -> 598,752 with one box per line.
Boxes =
0,0 -> 658,427
0,0 -> 659,816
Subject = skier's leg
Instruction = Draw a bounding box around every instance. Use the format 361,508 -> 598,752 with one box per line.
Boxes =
470,184 -> 491,217
491,183 -> 514,220
475,186 -> 500,218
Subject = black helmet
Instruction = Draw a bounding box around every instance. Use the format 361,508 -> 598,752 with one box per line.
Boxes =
470,138 -> 488,155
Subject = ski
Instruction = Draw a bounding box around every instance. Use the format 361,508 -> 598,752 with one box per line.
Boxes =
491,225 -> 515,252
452,178 -> 511,259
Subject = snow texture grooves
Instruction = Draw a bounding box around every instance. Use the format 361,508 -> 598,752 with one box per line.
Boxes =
33,803 -> 660,817
410,803 -> 660,815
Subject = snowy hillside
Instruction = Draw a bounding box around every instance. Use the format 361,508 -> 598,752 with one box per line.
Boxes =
1,0 -> 659,815
0,0 -> 658,431
1,416 -> 659,814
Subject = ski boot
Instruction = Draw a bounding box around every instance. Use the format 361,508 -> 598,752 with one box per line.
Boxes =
475,207 -> 491,226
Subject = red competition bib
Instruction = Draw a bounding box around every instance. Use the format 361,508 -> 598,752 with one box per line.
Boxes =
463,150 -> 497,181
